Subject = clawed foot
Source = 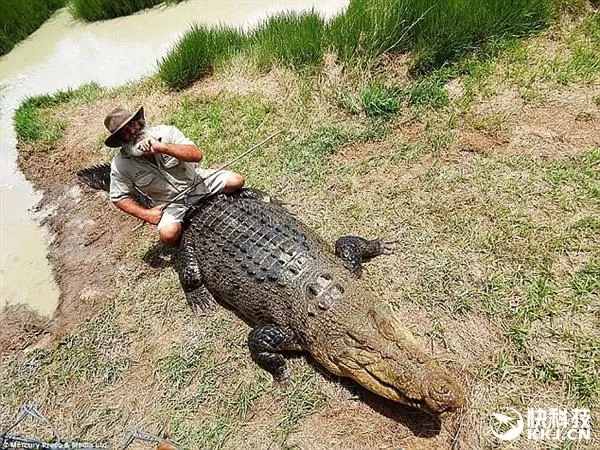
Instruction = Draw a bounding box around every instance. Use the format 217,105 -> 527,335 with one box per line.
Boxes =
380,240 -> 397,255
185,286 -> 216,317
274,369 -> 291,386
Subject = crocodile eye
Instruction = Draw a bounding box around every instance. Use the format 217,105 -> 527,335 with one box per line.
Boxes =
344,334 -> 358,346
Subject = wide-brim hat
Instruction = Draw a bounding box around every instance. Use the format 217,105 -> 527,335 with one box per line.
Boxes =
104,106 -> 144,148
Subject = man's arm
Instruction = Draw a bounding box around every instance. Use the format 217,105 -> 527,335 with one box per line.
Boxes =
113,198 -> 163,224
109,162 -> 162,224
139,137 -> 203,162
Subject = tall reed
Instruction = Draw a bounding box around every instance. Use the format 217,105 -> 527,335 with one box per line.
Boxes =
157,25 -> 246,90
0,0 -> 66,56
156,0 -> 561,88
249,11 -> 326,70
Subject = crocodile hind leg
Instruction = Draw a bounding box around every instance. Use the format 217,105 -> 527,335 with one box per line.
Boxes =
334,236 -> 395,275
248,324 -> 302,382
177,230 -> 214,315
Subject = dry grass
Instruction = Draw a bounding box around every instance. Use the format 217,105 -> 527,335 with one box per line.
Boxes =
3,10 -> 599,450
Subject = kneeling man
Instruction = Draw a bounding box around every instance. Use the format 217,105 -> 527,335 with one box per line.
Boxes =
104,106 -> 245,246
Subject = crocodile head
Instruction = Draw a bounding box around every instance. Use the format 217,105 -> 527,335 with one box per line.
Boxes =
324,303 -> 466,415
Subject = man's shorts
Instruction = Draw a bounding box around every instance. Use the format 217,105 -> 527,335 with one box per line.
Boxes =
157,168 -> 233,230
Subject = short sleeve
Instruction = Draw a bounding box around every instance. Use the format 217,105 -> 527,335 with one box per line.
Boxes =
109,159 -> 135,202
164,125 -> 195,146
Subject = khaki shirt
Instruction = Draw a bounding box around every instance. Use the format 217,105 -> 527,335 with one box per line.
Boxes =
109,125 -> 209,206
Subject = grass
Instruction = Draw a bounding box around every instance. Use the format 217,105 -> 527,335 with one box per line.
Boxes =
250,11 -> 327,71
69,0 -> 184,22
361,82 -> 400,117
13,83 -> 103,146
0,0 -> 66,56
502,11 -> 600,91
407,0 -> 554,72
158,0 -> 563,89
157,25 -> 246,90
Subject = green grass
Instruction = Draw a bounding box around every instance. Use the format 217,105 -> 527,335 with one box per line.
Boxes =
158,0 -> 561,89
0,0 -> 66,56
361,81 -> 400,117
502,11 -> 600,90
572,259 -> 600,296
158,24 -> 246,90
14,82 -> 103,146
69,0 -> 184,22
407,0 -> 553,73
401,74 -> 450,108
165,92 -> 390,190
154,341 -> 208,389
250,11 -> 326,70
327,0 -> 418,61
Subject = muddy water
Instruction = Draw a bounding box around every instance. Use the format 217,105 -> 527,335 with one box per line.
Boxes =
0,0 -> 347,316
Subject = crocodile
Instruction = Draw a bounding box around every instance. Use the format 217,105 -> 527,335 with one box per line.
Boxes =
77,164 -> 467,415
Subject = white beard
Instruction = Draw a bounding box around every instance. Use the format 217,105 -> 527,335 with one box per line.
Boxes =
121,128 -> 150,157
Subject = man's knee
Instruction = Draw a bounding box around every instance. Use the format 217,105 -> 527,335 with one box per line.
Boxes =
158,223 -> 182,246
223,172 -> 245,193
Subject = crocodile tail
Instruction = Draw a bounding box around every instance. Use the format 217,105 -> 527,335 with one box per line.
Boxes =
76,163 -> 111,192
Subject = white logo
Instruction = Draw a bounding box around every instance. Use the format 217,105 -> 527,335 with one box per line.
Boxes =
489,408 -> 524,441
489,407 -> 591,442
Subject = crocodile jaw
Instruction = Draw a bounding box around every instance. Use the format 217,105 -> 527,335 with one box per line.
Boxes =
327,303 -> 466,415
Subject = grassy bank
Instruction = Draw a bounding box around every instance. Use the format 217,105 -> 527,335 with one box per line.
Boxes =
0,0 -> 66,56
0,0 -> 188,56
69,0 -> 184,22
6,8 -> 599,448
159,0 -> 568,89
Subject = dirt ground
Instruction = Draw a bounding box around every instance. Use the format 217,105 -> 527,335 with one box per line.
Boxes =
1,12 -> 599,450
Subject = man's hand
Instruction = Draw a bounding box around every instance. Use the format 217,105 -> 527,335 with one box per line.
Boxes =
143,207 -> 164,225
114,199 -> 164,224
138,137 -> 167,155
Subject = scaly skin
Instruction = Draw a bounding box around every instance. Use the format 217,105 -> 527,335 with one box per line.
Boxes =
76,164 -> 466,415
181,189 -> 466,414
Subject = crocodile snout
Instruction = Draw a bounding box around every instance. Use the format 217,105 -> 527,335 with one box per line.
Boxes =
328,303 -> 467,416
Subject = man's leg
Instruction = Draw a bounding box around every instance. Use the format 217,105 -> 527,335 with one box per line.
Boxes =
156,204 -> 188,246
222,171 -> 245,193
159,222 -> 182,246
199,168 -> 245,195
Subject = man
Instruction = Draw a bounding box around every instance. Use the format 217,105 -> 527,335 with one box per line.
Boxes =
104,106 -> 245,246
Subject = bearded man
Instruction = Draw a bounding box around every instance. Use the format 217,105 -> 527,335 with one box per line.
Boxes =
104,106 -> 245,246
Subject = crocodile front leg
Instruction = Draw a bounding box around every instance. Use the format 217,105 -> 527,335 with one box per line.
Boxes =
334,236 -> 395,275
177,230 -> 214,315
248,324 -> 302,382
